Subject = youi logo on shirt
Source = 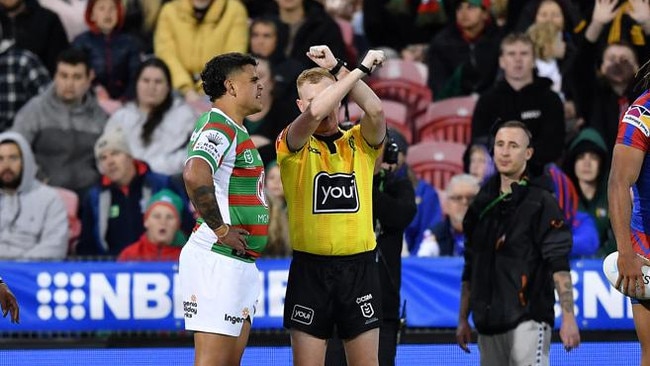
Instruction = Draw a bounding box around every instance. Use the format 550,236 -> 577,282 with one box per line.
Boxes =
312,172 -> 359,213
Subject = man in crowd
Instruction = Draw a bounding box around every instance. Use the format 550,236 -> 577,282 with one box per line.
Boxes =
0,131 -> 68,259
471,33 -> 565,176
77,127 -> 188,256
12,47 -> 107,198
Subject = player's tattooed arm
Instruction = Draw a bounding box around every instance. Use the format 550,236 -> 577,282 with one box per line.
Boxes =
183,158 -> 225,230
191,185 -> 224,230
553,271 -> 575,314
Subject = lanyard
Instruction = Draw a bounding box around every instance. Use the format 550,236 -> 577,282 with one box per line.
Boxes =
478,180 -> 528,220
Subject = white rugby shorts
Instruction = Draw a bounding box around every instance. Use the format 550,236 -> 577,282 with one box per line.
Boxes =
179,242 -> 261,336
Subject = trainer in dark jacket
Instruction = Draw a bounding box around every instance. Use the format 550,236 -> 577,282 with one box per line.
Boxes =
456,121 -> 579,364
462,173 -> 572,334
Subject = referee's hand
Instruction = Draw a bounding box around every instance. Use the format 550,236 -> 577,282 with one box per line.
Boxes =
0,283 -> 19,324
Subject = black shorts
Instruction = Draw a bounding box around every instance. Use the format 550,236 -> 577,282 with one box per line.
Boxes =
283,250 -> 382,339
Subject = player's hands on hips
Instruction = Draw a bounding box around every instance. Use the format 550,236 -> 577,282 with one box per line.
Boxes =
360,49 -> 386,74
559,315 -> 580,352
616,250 -> 648,297
307,45 -> 337,69
0,283 -> 19,324
456,318 -> 472,353
217,226 -> 250,255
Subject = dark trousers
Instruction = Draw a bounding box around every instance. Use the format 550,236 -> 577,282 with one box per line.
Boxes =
324,319 -> 400,366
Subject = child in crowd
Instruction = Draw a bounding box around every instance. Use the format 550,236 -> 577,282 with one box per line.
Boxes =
464,142 -> 495,186
117,189 -> 184,261
73,0 -> 141,111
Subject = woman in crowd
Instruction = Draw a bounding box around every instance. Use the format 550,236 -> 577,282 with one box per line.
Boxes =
104,57 -> 196,176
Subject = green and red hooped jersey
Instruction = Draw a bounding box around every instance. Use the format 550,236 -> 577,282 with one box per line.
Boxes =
186,108 -> 269,261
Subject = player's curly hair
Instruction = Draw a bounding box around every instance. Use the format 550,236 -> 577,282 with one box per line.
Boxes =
201,53 -> 258,102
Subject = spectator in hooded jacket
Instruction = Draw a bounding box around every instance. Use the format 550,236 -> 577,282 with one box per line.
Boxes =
471,32 -> 565,177
117,188 -> 184,261
11,47 -> 108,198
0,0 -> 69,74
72,0 -> 141,107
76,128 -> 190,256
0,132 -> 68,259
104,57 -> 196,175
563,128 -> 614,256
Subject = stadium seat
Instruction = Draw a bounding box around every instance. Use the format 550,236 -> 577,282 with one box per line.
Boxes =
339,100 -> 412,142
54,187 -> 81,255
415,95 -> 477,144
406,140 -> 465,190
368,79 -> 433,127
373,59 -> 428,86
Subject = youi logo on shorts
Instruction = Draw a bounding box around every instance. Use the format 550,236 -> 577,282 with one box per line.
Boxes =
313,172 -> 359,213
291,305 -> 314,325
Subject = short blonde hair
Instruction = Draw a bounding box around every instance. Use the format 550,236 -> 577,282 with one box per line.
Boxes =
526,22 -> 560,60
296,67 -> 336,97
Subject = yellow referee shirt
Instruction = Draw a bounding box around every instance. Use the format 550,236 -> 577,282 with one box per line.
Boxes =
276,125 -> 381,256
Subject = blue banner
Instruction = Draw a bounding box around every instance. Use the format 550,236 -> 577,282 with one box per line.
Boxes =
0,258 -> 634,332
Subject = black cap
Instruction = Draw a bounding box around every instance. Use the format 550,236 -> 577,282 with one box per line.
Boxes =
387,128 -> 408,155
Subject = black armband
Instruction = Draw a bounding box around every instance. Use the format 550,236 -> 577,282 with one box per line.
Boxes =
357,64 -> 372,75
329,58 -> 348,78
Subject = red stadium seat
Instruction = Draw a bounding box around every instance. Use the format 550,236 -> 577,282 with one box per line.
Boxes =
372,59 -> 428,86
415,95 -> 476,144
339,100 -> 412,142
368,79 -> 433,125
406,140 -> 465,190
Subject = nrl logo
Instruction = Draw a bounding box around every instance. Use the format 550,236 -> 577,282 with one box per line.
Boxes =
360,303 -> 374,318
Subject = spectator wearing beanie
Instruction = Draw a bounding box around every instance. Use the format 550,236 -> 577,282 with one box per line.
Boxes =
76,128 -> 190,256
117,189 -> 185,261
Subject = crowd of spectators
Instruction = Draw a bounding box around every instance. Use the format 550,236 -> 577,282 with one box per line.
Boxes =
0,0 -> 646,261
